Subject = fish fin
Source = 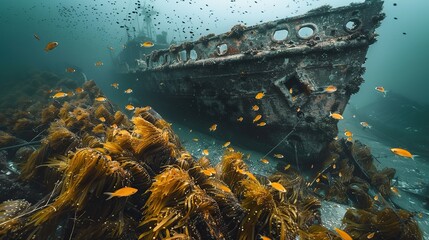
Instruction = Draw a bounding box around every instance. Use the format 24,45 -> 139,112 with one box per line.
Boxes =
383,90 -> 388,97
104,192 -> 114,200
412,155 -> 418,160
329,111 -> 332,117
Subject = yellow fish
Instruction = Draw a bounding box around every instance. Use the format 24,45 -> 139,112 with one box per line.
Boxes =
390,148 -> 415,159
44,41 -> 59,51
209,124 -> 217,131
95,61 -> 104,67
334,228 -> 352,240
95,96 -> 107,102
256,122 -> 266,127
373,195 -> 378,201
202,149 -> 209,156
192,138 -> 199,142
223,141 -> 231,148
65,67 -> 76,73
367,232 -> 375,239
201,167 -> 216,176
344,130 -> 353,137
252,105 -> 260,111
124,88 -> 133,94
99,117 -> 106,122
390,186 -> 401,197
259,235 -> 271,240
51,92 -> 68,99
253,114 -> 262,123
104,186 -> 138,200
284,164 -> 291,170
324,85 -> 337,93
329,112 -> 343,120
274,154 -> 284,159
237,117 -> 243,122
260,158 -> 269,164
75,87 -> 84,93
140,41 -> 154,47
360,121 -> 372,129
111,83 -> 119,89
375,86 -> 387,96
269,181 -> 286,192
255,92 -> 265,99
125,104 -> 135,111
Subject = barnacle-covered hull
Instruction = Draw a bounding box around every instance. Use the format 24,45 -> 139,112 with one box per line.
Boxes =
118,0 -> 384,162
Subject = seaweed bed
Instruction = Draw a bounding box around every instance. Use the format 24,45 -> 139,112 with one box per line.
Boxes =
0,72 -> 423,239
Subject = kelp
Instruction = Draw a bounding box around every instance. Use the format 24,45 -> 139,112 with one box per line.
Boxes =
342,208 -> 422,240
139,167 -> 225,240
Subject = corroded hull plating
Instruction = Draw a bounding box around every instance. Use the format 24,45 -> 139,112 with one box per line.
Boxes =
118,0 -> 384,162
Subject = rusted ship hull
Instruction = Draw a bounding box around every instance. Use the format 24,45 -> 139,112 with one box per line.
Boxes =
118,0 -> 384,162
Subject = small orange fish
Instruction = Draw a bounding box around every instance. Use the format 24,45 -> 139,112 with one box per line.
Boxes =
253,114 -> 262,123
202,149 -> 209,156
360,121 -> 372,129
260,158 -> 269,164
256,122 -> 266,127
201,168 -> 216,176
375,86 -> 387,96
111,83 -> 119,89
334,228 -> 353,240
223,141 -> 231,148
289,88 -> 293,94
332,163 -> 336,169
125,104 -> 135,111
367,232 -> 375,239
346,137 -> 353,142
329,112 -> 344,120
324,85 -> 337,93
44,41 -> 58,51
274,154 -> 284,159
374,195 -> 379,201
140,41 -> 154,47
209,124 -> 217,131
284,164 -> 291,170
269,181 -> 286,192
104,186 -> 138,200
124,88 -> 133,94
65,67 -> 76,73
344,130 -> 353,137
259,235 -> 271,240
75,87 -> 84,93
255,92 -> 265,99
34,33 -> 40,41
66,91 -> 75,97
237,117 -> 243,122
390,148 -> 415,159
252,105 -> 260,111
51,92 -> 68,99
95,61 -> 103,67
95,96 -> 107,102
390,186 -> 401,197
99,117 -> 106,122
334,136 -> 339,140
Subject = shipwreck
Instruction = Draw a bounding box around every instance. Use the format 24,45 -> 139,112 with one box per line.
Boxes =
116,0 -> 385,163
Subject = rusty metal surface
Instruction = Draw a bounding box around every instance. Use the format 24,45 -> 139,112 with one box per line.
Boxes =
118,0 -> 385,163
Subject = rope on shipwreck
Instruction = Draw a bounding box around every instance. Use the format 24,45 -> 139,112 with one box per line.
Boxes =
261,113 -> 303,162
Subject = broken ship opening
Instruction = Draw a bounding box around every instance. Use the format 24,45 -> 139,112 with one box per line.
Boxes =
115,0 -> 385,164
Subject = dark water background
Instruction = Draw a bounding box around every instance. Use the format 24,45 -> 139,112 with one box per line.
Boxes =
0,0 -> 428,237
